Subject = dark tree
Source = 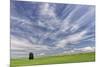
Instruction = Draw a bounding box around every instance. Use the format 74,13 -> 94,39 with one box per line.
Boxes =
29,52 -> 34,60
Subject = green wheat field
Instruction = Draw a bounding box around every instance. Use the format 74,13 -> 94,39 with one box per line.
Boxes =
10,52 -> 95,67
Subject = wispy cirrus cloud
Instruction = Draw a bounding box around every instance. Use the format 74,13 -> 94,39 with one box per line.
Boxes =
11,36 -> 51,52
10,1 -> 95,58
63,46 -> 95,54
56,30 -> 87,48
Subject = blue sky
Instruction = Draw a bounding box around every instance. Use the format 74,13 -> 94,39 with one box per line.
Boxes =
10,1 -> 95,58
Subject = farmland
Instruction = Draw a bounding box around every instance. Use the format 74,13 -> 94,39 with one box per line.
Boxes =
10,52 -> 95,67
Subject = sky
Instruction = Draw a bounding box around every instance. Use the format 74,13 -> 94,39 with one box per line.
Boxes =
10,0 -> 95,58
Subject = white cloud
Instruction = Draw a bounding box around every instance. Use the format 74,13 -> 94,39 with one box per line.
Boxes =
11,16 -> 26,23
38,3 -> 61,31
56,30 -> 87,48
11,36 -> 50,52
38,53 -> 45,56
70,24 -> 79,32
63,46 -> 95,55
11,16 -> 33,25
38,20 -> 46,27
73,46 -> 95,52
79,46 -> 95,52
39,3 -> 56,17
62,6 -> 81,22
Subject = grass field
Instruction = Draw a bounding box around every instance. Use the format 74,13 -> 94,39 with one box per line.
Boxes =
10,52 -> 95,67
